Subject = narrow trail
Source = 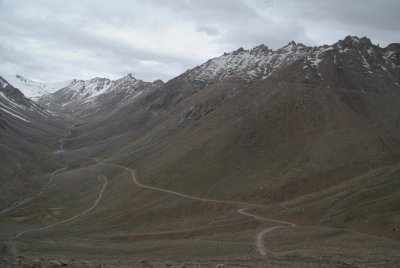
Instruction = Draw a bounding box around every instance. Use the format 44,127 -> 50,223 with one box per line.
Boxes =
9,176 -> 108,256
0,166 -> 68,216
0,136 -> 68,216
97,159 -> 297,256
96,159 -> 263,208
236,208 -> 296,227
15,176 -> 108,239
2,125 -> 108,257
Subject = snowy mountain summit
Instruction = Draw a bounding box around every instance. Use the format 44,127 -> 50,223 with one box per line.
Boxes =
185,36 -> 400,85
38,73 -> 164,116
1,74 -> 73,100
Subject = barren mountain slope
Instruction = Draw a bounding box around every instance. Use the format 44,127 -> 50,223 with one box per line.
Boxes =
49,36 -> 400,237
0,76 -> 69,209
1,36 -> 400,266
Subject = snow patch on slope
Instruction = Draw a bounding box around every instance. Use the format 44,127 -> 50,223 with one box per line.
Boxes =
0,92 -> 31,122
186,42 -> 311,82
0,78 -> 8,89
40,73 -> 162,116
0,105 -> 30,122
2,75 -> 73,100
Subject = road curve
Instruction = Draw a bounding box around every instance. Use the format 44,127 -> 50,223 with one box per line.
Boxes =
96,159 -> 263,208
8,176 -> 108,256
97,159 -> 298,256
1,133 -> 70,216
0,166 -> 68,216
236,208 -> 296,256
255,226 -> 285,255
15,175 -> 108,239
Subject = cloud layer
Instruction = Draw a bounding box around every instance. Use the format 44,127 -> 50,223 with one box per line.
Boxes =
0,0 -> 399,82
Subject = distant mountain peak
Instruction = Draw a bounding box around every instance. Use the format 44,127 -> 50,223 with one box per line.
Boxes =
153,79 -> 165,85
0,75 -> 32,108
39,73 -> 165,115
386,43 -> 400,50
183,35 -> 399,84
250,44 -> 271,55
120,73 -> 138,82
15,74 -> 25,79
232,47 -> 245,55
340,35 -> 373,49
0,76 -> 9,88
1,74 -> 73,100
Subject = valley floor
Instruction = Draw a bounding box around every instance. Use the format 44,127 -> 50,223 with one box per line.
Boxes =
1,109 -> 400,267
1,155 -> 399,267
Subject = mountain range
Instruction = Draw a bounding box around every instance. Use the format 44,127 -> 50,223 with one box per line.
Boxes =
0,36 -> 400,267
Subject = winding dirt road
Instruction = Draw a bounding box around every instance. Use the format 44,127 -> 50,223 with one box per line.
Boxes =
236,208 -> 296,227
236,208 -> 295,255
15,175 -> 108,239
9,175 -> 108,256
96,159 -> 263,208
1,135 -> 69,216
97,159 -> 297,256
0,166 -> 68,216
255,226 -> 285,255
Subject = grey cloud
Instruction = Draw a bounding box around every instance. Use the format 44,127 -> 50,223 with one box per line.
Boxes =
0,0 -> 399,82
196,25 -> 219,36
1,15 -> 197,66
300,0 -> 400,30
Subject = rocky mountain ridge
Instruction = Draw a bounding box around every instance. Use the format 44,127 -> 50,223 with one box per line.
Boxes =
38,73 -> 164,116
0,76 -> 53,125
7,36 -> 400,114
1,74 -> 73,100
184,36 -> 399,85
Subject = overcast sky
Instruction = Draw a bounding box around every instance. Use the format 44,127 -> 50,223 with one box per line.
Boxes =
1,0 -> 399,82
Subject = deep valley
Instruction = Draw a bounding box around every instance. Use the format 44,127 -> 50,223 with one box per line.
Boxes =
1,36 -> 400,267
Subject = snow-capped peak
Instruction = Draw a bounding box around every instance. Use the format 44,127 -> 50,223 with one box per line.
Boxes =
185,39 -> 311,83
65,73 -> 147,99
14,74 -> 41,84
184,36 -> 400,84
66,77 -> 113,99
0,77 -> 9,89
1,74 -> 73,100
39,73 -> 163,116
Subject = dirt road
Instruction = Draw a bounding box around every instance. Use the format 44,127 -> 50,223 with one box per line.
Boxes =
97,159 -> 297,256
8,175 -> 108,256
